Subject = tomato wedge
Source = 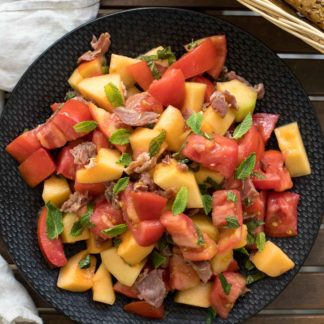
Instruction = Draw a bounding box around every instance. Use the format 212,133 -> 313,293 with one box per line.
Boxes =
113,281 -> 139,299
74,181 -> 106,197
92,129 -> 109,151
37,207 -> 67,267
127,61 -> 154,90
36,122 -> 67,149
124,301 -> 164,320
148,68 -> 185,108
207,35 -> 227,79
132,220 -> 165,246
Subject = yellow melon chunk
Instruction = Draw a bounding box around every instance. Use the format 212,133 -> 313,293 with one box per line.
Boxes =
153,159 -> 203,208
140,46 -> 168,67
76,148 -> 124,183
191,215 -> 219,242
274,122 -> 311,177
42,175 -> 71,207
109,54 -> 140,87
154,105 -> 187,152
217,80 -> 257,122
201,106 -> 236,136
86,232 -> 112,254
78,74 -> 124,112
117,231 -> 154,265
61,213 -> 90,243
92,263 -> 116,305
57,251 -> 96,292
127,86 -> 141,98
251,241 -> 295,277
210,250 -> 233,275
234,224 -> 248,249
129,127 -> 167,158
68,68 -> 83,91
175,282 -> 212,308
182,82 -> 207,115
194,167 -> 224,185
101,247 -> 145,286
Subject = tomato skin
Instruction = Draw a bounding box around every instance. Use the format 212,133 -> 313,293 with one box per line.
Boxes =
244,191 -> 266,234
37,207 -> 67,267
131,191 -> 167,221
265,191 -> 299,237
90,201 -> 124,240
124,301 -> 164,320
212,190 -> 243,228
169,253 -> 200,290
127,61 -> 154,90
52,99 -> 93,141
132,220 -> 165,246
253,150 -> 293,192
237,126 -> 265,164
113,281 -> 139,299
217,227 -> 242,254
36,122 -> 67,149
50,102 -> 62,112
6,130 -> 41,163
207,35 -> 227,79
74,181 -> 106,196
138,93 -> 164,114
148,68 -> 185,108
18,148 -> 56,187
92,129 -> 108,151
183,134 -> 238,178
252,113 -> 279,142
170,38 -> 218,79
226,260 -> 239,272
210,272 -> 246,319
190,76 -> 215,102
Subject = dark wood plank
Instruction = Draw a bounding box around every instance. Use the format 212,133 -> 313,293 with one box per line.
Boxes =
313,101 -> 324,132
248,315 -> 324,324
100,0 -> 243,8
39,313 -> 74,324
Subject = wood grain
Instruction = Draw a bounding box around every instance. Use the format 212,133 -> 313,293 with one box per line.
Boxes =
313,101 -> 324,132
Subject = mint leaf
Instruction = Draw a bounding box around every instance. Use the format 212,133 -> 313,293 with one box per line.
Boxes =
245,259 -> 255,271
149,130 -> 166,157
73,120 -> 97,133
101,224 -> 128,238
232,112 -> 252,139
235,153 -> 256,180
206,307 -> 217,324
256,232 -> 266,251
109,128 -> 131,145
172,186 -> 189,215
151,250 -> 167,268
195,225 -> 205,246
79,255 -> 91,269
243,197 -> 252,207
226,191 -> 237,203
187,39 -> 199,51
65,91 -> 76,100
246,220 -> 265,232
246,271 -> 265,285
235,247 -> 249,256
201,194 -> 212,215
113,238 -> 122,247
225,217 -> 240,229
113,177 -> 129,196
219,273 -> 232,295
157,46 -> 176,65
116,153 -> 132,167
147,60 -> 161,80
45,202 -> 63,240
186,112 -> 203,135
70,203 -> 94,237
104,82 -> 123,107
251,171 -> 266,179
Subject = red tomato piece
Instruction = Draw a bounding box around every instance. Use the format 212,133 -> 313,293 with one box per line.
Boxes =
265,191 -> 299,237
183,134 -> 238,178
52,99 -> 93,141
92,129 -> 108,151
207,35 -> 227,79
212,190 -> 243,228
74,181 -> 106,197
217,227 -> 242,254
237,126 -> 265,164
190,75 -> 215,102
252,113 -> 279,142
6,130 -> 41,163
132,220 -> 165,246
252,150 -> 293,192
131,191 -> 167,221
37,207 -> 67,267
124,301 -> 164,320
56,146 -> 76,180
210,272 -> 246,319
169,253 -> 200,290
170,38 -> 218,79
90,200 -> 124,240
138,93 -> 164,114
18,148 -> 56,187
127,61 -> 154,90
50,102 -> 62,112
226,259 -> 239,272
148,68 -> 185,108
113,281 -> 139,299
36,122 -> 67,149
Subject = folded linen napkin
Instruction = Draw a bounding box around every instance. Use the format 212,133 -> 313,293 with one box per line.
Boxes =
0,0 -> 100,113
0,1 -> 99,322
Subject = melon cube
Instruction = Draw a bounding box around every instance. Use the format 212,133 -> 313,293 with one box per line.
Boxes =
61,213 -> 90,243
182,82 -> 206,115
42,175 -> 71,207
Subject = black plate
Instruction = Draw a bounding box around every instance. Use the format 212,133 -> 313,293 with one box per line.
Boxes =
0,8 -> 324,324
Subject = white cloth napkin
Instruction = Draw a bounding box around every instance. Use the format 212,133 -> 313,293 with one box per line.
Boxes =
0,1 -> 99,322
0,0 -> 100,113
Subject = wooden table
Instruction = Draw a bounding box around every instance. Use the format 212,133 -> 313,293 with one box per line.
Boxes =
1,1 -> 324,323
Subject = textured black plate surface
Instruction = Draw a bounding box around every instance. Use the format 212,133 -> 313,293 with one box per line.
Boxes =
0,8 -> 324,324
